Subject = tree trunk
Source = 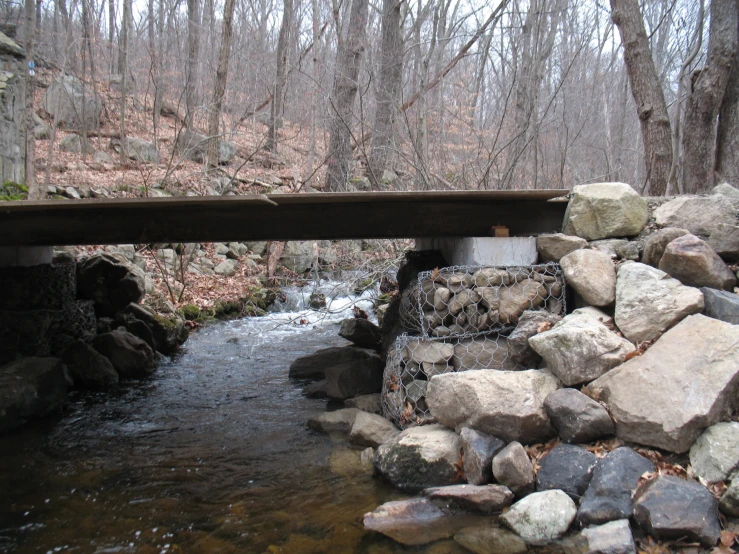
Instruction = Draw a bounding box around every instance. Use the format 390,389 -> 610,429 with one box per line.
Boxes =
206,0 -> 236,166
118,0 -> 130,163
108,0 -> 115,74
266,0 -> 293,153
185,0 -> 201,129
366,0 -> 404,187
24,0 -> 37,199
325,0 -> 370,192
682,0 -> 738,193
610,0 -> 673,196
716,9 -> 739,185
302,0 -> 320,191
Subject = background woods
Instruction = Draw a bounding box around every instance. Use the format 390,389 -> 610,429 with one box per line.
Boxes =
5,0 -> 739,196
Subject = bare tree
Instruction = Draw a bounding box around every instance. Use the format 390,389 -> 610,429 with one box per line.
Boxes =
206,0 -> 236,166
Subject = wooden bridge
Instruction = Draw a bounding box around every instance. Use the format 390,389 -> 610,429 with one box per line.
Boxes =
0,190 -> 569,246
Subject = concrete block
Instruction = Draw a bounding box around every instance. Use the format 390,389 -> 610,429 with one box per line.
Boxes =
415,237 -> 537,267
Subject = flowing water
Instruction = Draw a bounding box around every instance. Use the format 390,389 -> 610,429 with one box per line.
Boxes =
0,281 -> 484,554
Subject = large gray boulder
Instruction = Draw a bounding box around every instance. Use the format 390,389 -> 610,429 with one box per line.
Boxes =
614,262 -> 704,344
642,227 -> 690,267
175,129 -> 236,165
110,137 -> 160,164
654,196 -> 735,237
560,249 -> 616,306
528,308 -> 635,386
59,133 -> 93,154
585,314 -> 739,453
62,340 -> 119,390
325,356 -> 384,400
92,330 -> 157,379
536,233 -> 587,262
500,490 -> 577,545
42,75 -> 103,130
562,182 -> 649,240
76,253 -> 145,317
659,234 -> 736,290
121,303 -> 188,355
702,287 -> 739,324
688,422 -> 739,483
374,424 -> 462,491
544,388 -> 614,444
426,369 -> 560,443
708,223 -> 739,261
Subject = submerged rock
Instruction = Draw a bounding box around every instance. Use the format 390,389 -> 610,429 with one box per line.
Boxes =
454,525 -> 528,554
307,408 -> 360,433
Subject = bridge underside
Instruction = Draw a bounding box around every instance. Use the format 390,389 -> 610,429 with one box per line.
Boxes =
0,190 -> 569,246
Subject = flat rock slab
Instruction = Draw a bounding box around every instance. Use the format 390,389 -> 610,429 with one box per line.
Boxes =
577,447 -> 655,526
544,388 -> 614,444
500,489 -> 577,545
581,519 -> 636,554
614,262 -> 704,344
307,408 -> 360,433
585,314 -> 739,453
659,234 -> 736,290
426,369 -> 560,443
689,422 -> 739,483
634,475 -> 721,547
563,182 -> 648,240
560,249 -> 616,306
536,444 -> 597,501
654,196 -> 735,237
702,287 -> 739,324
460,427 -> 505,485
425,484 -> 514,514
454,524 -> 528,554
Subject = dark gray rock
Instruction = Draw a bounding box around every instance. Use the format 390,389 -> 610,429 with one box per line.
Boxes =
659,234 -> 736,291
344,393 -> 382,414
119,317 -> 155,351
92,330 -> 157,379
702,287 -> 739,324
507,310 -> 562,366
77,253 -> 145,317
536,444 -> 597,501
544,388 -> 614,444
122,303 -> 188,355
302,379 -> 327,398
708,223 -> 739,261
325,357 -> 384,400
492,441 -> 535,496
720,479 -> 739,517
425,484 -> 514,514
338,318 -> 382,349
0,357 -> 69,433
460,427 -> 505,485
581,519 -> 636,554
62,340 -> 119,390
454,525 -> 528,554
288,346 -> 383,380
642,228 -> 690,267
577,447 -> 656,526
633,475 -> 721,547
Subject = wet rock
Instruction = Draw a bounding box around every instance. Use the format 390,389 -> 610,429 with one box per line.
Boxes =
580,519 -> 636,554
42,75 -> 103,129
688,422 -> 739,483
492,442 -> 535,496
349,411 -> 399,447
302,379 -> 327,398
339,318 -> 381,349
325,354 -> 384,400
537,233 -> 588,262
585,314 -> 739,453
654,196 -> 735,237
563,182 -> 649,240
344,393 -> 382,414
92,330 -> 157,378
76,253 -> 145,317
720,479 -> 739,516
425,484 -> 514,514
659,234 -> 736,290
62,340 -> 119,390
544,388 -> 614,444
289,346 -> 383,380
460,427 -> 505,485
536,444 -> 597,501
307,408 -> 360,433
454,525 -> 528,554
560,250 -> 616,306
122,303 -> 188,355
0,357 -> 70,434
642,228 -> 690,267
577,447 -> 656,526
708,223 -> 739,261
452,336 -> 523,371
702,287 -> 739,324
614,262 -> 704,344
529,308 -> 635,386
506,311 -> 563,367
374,424 -> 462,491
426,369 -> 560,443
633,475 -> 721,547
500,490 -> 577,545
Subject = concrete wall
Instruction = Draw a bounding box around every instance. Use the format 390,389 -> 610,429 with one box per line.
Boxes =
415,237 -> 538,267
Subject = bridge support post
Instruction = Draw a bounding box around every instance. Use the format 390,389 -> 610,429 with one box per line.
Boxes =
415,237 -> 537,267
0,246 -> 53,267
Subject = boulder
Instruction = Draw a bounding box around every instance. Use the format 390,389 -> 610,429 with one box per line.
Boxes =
62,340 -> 119,390
529,308 -> 635,386
175,129 -> 236,164
712,183 -> 739,198
688,422 -> 739,483
654,196 -> 735,237
659,234 -> 736,290
702,287 -> 739,324
492,441 -> 535,496
708,223 -> 739,261
562,182 -> 648,240
59,133 -> 92,153
338,318 -> 381,349
536,444 -> 597,501
590,239 -> 629,259
454,525 -> 528,554
536,233 -> 587,262
451,336 -> 523,371
344,393 -> 382,414
302,379 -> 327,398
288,346 -> 383,380
544,388 -> 614,444
560,249 -> 616,306
425,484 -> 514,514
642,227 -> 690,267
506,310 -> 562,367
0,357 -> 69,434
42,75 -> 103,130
460,427 -> 505,485
615,242 -> 640,261
307,407 -> 360,433
580,520 -> 636,554
214,259 -> 238,277
279,240 -> 333,272
614,262 -> 704,344
363,498 -> 464,546
349,411 -> 399,447
76,253 -> 145,317
121,303 -> 188,355
426,369 -> 560,443
110,137 -> 160,164
374,424 -> 462,491
500,490 -> 577,545
720,479 -> 739,516
92,330 -> 157,378
585,314 -> 739,453
325,356 -> 384,400
633,475 -> 721,547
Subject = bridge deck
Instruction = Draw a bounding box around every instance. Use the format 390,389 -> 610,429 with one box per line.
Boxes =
0,190 -> 569,246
